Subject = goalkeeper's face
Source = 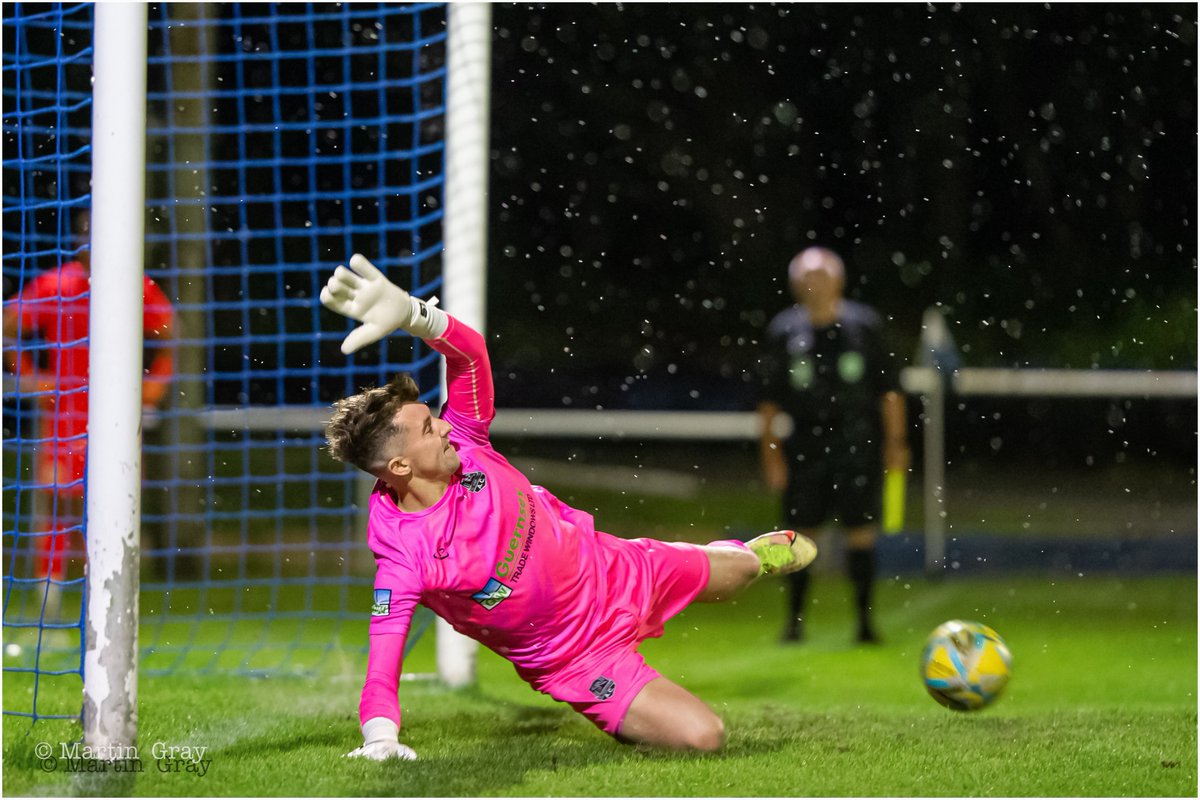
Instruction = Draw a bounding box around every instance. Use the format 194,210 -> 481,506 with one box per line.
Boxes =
387,402 -> 460,481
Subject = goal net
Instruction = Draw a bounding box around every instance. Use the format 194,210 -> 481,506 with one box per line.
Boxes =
3,2 -> 486,729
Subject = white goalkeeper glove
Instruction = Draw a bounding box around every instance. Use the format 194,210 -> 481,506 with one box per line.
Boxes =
320,253 -> 448,354
345,717 -> 417,761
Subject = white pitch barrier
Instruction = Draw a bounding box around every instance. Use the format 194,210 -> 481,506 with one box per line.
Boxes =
196,367 -> 1196,582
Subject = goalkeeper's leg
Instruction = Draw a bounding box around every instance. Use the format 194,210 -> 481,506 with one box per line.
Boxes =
695,532 -> 818,603
618,677 -> 725,751
693,540 -> 761,602
550,644 -> 724,751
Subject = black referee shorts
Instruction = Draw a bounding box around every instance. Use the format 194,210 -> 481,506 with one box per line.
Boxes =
782,452 -> 882,529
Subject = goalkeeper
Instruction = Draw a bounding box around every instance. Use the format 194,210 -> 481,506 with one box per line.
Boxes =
321,255 -> 817,757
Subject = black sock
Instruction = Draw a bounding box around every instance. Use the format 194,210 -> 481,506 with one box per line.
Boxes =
847,548 -> 876,633
786,568 -> 811,630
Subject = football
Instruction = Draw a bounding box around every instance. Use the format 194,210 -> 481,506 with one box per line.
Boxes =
920,619 -> 1012,711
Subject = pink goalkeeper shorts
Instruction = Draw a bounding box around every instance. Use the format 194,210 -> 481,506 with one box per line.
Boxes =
529,537 -> 713,736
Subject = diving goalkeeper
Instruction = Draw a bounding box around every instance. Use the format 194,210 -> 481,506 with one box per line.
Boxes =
321,256 -> 817,756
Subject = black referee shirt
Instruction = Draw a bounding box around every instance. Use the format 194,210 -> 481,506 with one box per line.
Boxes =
760,300 -> 901,458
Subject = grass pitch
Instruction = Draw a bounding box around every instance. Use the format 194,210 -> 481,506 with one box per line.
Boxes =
3,572 -> 1195,797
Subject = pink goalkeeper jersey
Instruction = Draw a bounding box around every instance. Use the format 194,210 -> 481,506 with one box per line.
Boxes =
360,316 -> 672,726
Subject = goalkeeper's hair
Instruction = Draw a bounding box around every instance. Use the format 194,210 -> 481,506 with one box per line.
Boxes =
326,374 -> 421,473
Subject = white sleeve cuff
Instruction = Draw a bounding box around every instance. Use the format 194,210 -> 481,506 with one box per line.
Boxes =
361,716 -> 400,744
407,295 -> 449,339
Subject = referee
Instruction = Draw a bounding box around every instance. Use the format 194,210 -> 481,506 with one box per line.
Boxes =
758,247 -> 909,643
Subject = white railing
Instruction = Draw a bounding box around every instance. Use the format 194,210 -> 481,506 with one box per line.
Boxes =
195,368 -> 1196,574
197,367 -> 1196,435
899,367 -> 1196,572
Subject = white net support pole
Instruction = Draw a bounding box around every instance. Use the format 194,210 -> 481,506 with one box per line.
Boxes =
436,2 -> 492,688
902,368 -> 949,575
922,378 -> 947,574
902,366 -> 1198,575
83,2 -> 148,750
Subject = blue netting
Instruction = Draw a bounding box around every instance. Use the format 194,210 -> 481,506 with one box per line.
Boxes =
2,2 -> 94,724
139,2 -> 447,675
4,3 -> 449,726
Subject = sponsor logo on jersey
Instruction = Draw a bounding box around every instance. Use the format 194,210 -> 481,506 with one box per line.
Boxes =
472,578 -> 513,610
471,491 -> 538,610
496,489 -> 536,582
371,589 -> 391,617
461,471 -> 487,492
589,676 -> 616,701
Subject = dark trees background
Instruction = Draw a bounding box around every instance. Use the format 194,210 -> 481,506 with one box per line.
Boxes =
486,4 -> 1196,415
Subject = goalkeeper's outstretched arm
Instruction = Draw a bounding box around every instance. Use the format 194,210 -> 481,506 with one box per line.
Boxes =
320,254 -> 495,439
320,253 -> 449,350
349,632 -> 417,761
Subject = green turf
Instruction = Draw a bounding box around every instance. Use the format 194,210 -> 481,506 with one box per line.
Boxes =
3,574 -> 1196,796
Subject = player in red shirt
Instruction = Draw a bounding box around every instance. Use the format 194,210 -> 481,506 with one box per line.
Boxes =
2,211 -> 175,614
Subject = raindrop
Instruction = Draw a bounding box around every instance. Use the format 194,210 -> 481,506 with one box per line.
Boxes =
773,102 -> 798,126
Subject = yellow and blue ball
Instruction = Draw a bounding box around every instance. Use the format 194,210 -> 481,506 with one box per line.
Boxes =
920,619 -> 1012,711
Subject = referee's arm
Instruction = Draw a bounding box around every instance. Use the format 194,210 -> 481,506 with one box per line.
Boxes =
880,391 -> 909,472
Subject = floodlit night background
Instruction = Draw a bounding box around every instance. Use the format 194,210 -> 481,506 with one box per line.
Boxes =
2,4 -> 1197,796
485,4 -> 1195,461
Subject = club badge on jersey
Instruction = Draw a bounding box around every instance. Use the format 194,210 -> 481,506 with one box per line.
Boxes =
589,676 -> 616,701
461,471 -> 487,493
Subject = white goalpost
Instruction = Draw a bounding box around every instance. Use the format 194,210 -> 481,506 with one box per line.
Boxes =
79,2 -> 493,748
83,2 -> 148,751
436,2 -> 493,688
